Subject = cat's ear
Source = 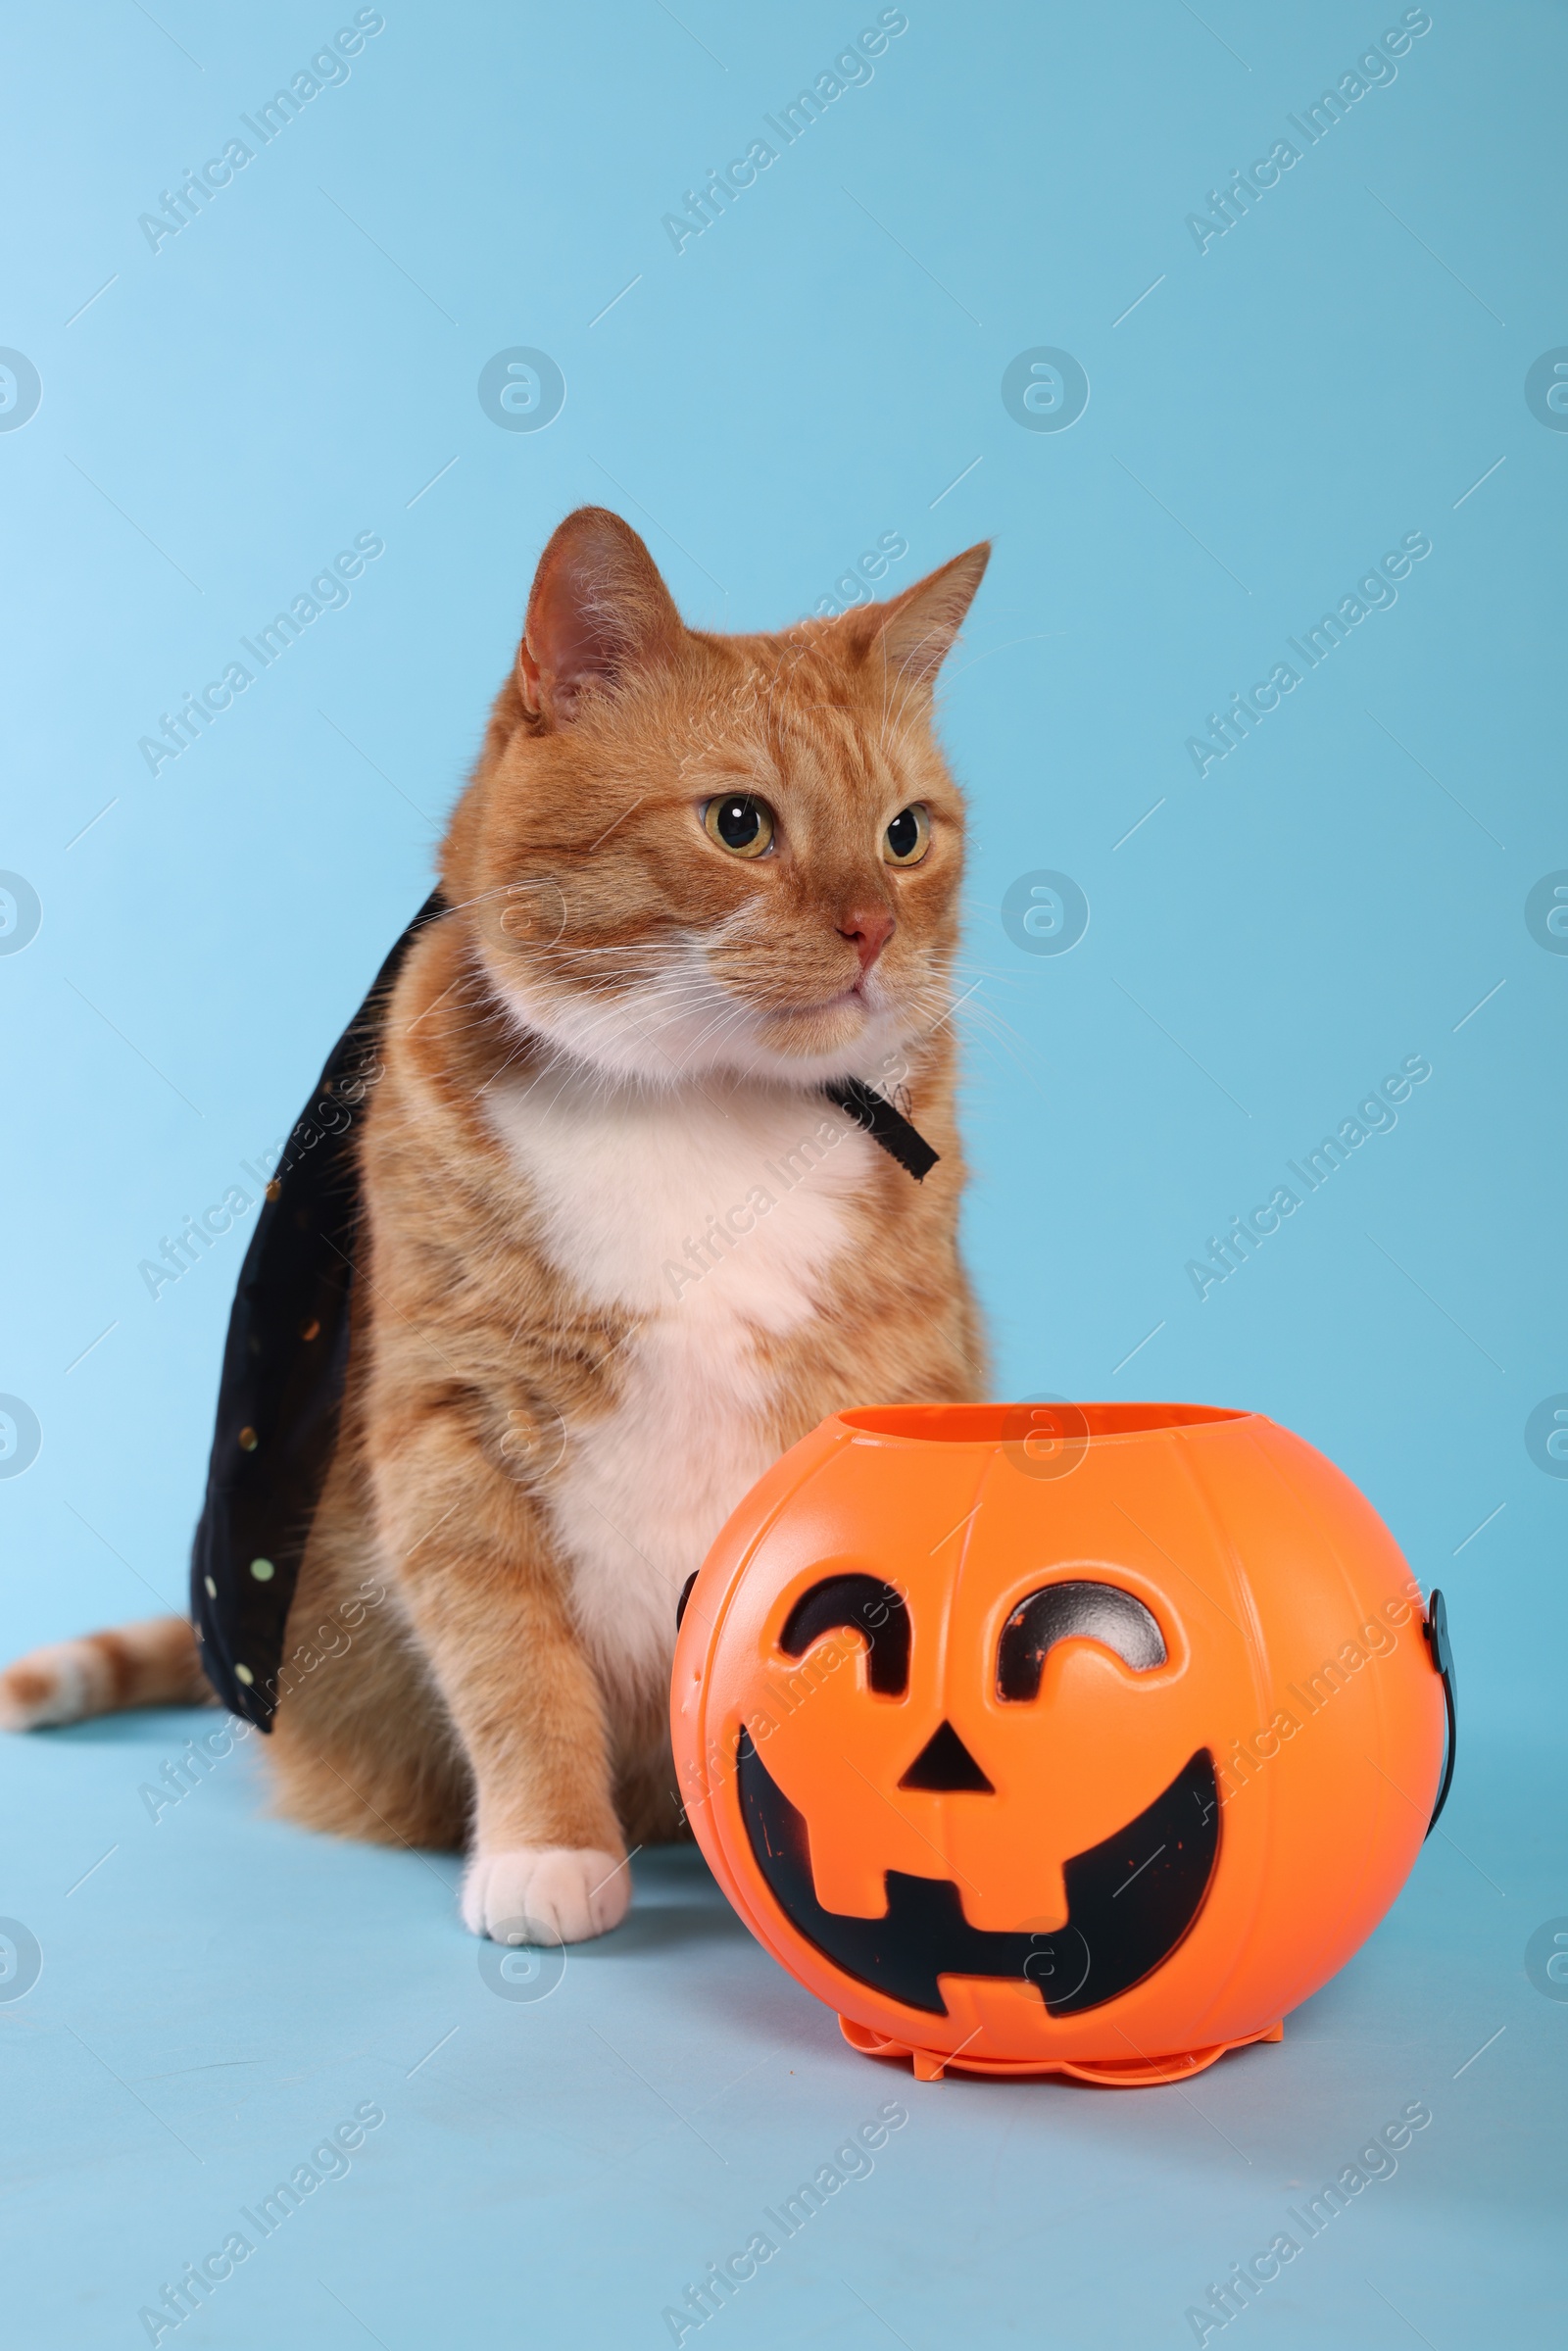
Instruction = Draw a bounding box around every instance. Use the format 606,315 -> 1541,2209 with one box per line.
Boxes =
517,507 -> 683,726
845,543 -> 991,687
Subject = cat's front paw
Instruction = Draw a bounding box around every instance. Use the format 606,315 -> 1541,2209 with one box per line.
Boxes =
461,1844 -> 631,1943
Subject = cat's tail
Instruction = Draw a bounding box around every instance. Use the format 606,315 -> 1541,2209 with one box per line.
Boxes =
0,1617 -> 212,1731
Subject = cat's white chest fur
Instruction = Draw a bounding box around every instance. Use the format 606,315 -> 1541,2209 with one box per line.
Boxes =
483,1068 -> 874,1698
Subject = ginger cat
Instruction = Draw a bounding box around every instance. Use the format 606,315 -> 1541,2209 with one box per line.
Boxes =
1,508 -> 990,1943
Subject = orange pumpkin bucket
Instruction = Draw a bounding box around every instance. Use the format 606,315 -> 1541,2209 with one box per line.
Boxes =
670,1402 -> 1454,2085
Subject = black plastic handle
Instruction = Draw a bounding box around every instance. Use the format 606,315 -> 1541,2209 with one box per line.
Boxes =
1421,1587 -> 1457,1837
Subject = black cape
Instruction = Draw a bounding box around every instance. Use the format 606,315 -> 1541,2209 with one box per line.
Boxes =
189,893 -> 938,1728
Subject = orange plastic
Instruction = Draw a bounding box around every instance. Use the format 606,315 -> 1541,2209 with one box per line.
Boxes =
670,1402 -> 1446,2085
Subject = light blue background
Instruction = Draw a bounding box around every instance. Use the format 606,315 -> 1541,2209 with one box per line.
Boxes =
1,3 -> 1562,2345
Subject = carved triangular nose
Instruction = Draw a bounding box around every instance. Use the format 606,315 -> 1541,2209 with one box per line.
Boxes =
898,1720 -> 994,1792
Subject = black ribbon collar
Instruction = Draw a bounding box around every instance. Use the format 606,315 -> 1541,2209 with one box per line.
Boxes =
821,1076 -> 939,1181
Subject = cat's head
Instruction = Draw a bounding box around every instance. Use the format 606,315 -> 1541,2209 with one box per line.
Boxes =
448,506 -> 988,1090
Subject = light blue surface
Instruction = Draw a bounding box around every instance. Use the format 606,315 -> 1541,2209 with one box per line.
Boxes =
1,2 -> 1563,2343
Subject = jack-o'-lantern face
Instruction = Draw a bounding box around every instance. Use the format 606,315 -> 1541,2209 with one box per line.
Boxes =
735,1568 -> 1218,2017
673,1400 -> 1448,2082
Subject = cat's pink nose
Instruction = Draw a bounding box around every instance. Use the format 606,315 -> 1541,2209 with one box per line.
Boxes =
838,906 -> 895,974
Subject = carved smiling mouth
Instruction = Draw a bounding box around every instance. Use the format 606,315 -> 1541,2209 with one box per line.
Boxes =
737,1729 -> 1219,2017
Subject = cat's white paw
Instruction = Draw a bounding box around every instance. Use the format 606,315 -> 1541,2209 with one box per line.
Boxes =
461,1845 -> 631,1943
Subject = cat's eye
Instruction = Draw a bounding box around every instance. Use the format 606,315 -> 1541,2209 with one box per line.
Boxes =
703,794 -> 775,859
882,805 -> 930,867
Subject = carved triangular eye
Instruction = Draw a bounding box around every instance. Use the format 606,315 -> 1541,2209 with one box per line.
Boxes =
998,1582 -> 1166,1702
898,1720 -> 994,1792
